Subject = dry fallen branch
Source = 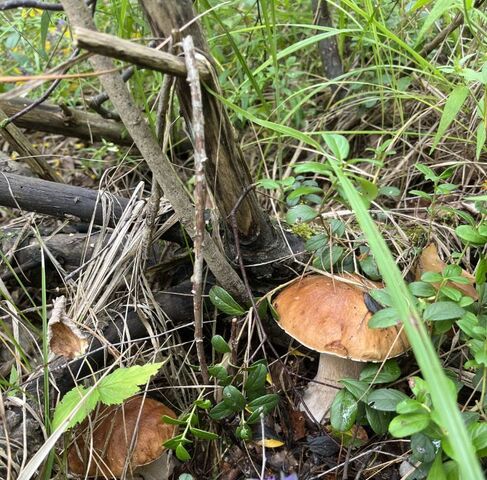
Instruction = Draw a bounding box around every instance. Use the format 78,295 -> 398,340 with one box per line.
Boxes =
0,0 -> 63,10
73,26 -> 211,80
0,97 -> 132,145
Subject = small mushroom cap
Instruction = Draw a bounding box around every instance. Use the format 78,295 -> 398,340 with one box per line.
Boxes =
273,275 -> 409,362
68,396 -> 177,478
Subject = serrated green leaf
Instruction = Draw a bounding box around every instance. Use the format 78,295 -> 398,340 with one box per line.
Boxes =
409,281 -> 436,297
97,363 -> 162,405
209,286 -> 246,316
51,386 -> 99,431
421,272 -> 444,283
438,286 -> 462,302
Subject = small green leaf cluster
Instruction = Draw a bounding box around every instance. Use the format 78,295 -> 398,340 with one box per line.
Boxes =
368,261 -> 476,331
304,219 -> 349,271
162,336 -> 279,461
162,398 -> 217,461
257,175 -> 323,225
329,359 -> 403,436
387,376 -> 486,479
208,357 -> 279,441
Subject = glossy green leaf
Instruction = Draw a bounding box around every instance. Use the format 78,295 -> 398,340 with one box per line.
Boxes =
176,443 -> 191,461
209,401 -> 235,420
409,281 -> 436,298
209,286 -> 246,316
286,204 -> 318,224
340,379 -> 370,400
367,389 -> 410,411
245,364 -> 267,401
360,360 -> 401,384
330,389 -> 357,432
365,405 -> 392,435
368,307 -> 399,328
190,427 -> 219,440
456,225 -> 487,245
389,413 -> 430,437
211,335 -> 231,354
423,302 -> 465,322
222,385 -> 246,411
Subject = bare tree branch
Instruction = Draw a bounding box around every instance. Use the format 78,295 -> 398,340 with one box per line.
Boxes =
0,0 -> 63,11
73,26 -> 211,80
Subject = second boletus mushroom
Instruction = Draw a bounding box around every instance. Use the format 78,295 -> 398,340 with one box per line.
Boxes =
273,274 -> 409,423
68,395 -> 177,478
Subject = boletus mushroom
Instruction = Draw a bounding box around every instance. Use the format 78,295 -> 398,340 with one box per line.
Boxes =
273,275 -> 409,423
68,395 -> 177,478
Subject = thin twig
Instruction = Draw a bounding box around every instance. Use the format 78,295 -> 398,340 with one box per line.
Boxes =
183,34 -> 209,385
2,50 -> 80,127
0,0 -> 63,10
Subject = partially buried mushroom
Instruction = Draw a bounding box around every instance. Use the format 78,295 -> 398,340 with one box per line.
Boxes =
273,275 -> 409,423
68,395 -> 177,478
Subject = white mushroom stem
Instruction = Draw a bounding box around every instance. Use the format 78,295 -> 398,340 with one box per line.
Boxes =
300,353 -> 363,423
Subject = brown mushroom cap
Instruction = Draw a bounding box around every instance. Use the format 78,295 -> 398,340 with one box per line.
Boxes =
273,275 -> 409,362
68,396 -> 177,478
415,243 -> 478,300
